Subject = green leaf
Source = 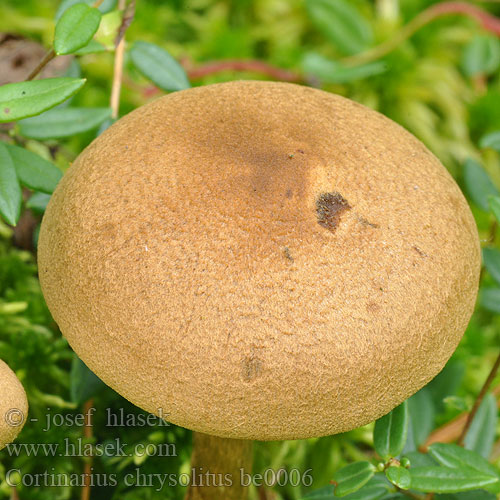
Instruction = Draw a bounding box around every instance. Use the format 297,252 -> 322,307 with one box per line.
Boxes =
4,144 -> 61,193
374,401 -> 409,459
480,288 -> 500,313
333,461 -> 376,497
95,10 -> 123,49
463,158 -> 499,211
18,107 -> 112,139
488,196 -> 500,223
0,78 -> 86,123
428,360 -> 465,412
54,3 -> 102,55
483,248 -> 500,286
385,467 -> 411,490
462,35 -> 500,77
464,393 -> 498,459
407,388 -> 435,448
0,142 -> 22,226
410,467 -> 498,493
300,486 -> 335,499
480,132 -> 500,153
436,491 -> 497,499
305,0 -> 372,55
55,0 -> 116,20
26,192 -> 51,214
130,41 -> 190,92
428,443 -> 500,479
74,39 -> 106,55
70,354 -> 107,405
302,52 -> 386,83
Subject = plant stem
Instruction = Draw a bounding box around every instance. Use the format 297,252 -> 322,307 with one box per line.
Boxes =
341,1 -> 500,67
185,59 -> 301,83
81,399 -> 94,500
110,0 -> 128,119
457,351 -> 500,446
26,49 -> 55,81
184,432 -> 253,500
398,487 -> 423,499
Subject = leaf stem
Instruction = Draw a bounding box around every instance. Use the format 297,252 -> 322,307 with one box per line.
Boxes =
110,0 -> 131,119
341,1 -> 500,67
457,351 -> 500,446
80,399 -> 94,500
397,487 -> 423,499
26,48 -> 56,81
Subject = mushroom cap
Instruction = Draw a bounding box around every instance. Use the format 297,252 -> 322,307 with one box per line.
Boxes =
0,360 -> 28,449
38,81 -> 480,440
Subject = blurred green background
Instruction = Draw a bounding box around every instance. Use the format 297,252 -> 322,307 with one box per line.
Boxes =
0,0 -> 500,499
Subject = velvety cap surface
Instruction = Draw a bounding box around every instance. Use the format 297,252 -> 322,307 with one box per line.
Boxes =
38,81 -> 480,440
0,359 -> 28,449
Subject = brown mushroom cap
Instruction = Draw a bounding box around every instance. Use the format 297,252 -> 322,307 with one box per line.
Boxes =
38,81 -> 480,441
0,360 -> 28,449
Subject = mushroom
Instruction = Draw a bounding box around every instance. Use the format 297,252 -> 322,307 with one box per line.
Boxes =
0,359 -> 28,450
37,81 -> 480,499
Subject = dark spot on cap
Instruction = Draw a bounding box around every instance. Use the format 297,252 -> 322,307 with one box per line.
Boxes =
413,245 -> 427,257
285,189 -> 293,199
242,356 -> 262,382
316,192 -> 351,231
283,246 -> 293,261
358,216 -> 379,228
4,108 -> 10,114
297,149 -> 305,154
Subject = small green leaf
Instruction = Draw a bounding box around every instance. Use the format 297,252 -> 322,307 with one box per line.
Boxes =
480,288 -> 500,313
300,486 -> 334,499
305,0 -> 372,55
74,39 -> 106,55
489,196 -> 500,223
26,192 -> 51,214
374,401 -> 409,459
428,443 -> 500,479
54,3 -> 102,55
0,142 -> 22,226
464,393 -> 498,459
130,41 -> 190,92
481,131 -> 500,152
4,144 -> 62,193
386,466 -> 411,490
70,354 -> 107,405
0,78 -> 86,122
463,158 -> 499,212
436,491 -> 497,500
95,10 -> 123,49
302,52 -> 386,83
410,467 -> 498,493
462,35 -> 500,77
333,461 -> 376,497
483,248 -> 500,287
18,107 -> 112,139
407,388 -> 435,449
55,0 -> 116,20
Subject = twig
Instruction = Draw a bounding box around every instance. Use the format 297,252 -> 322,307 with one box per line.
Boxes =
93,0 -> 105,7
110,0 -> 131,119
185,59 -> 301,82
10,487 -> 19,500
420,385 -> 500,451
398,487 -> 423,499
457,351 -> 500,446
81,399 -> 94,500
342,1 -> 500,66
25,48 -> 55,81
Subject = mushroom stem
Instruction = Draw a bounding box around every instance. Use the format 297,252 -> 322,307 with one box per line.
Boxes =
185,432 -> 253,500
